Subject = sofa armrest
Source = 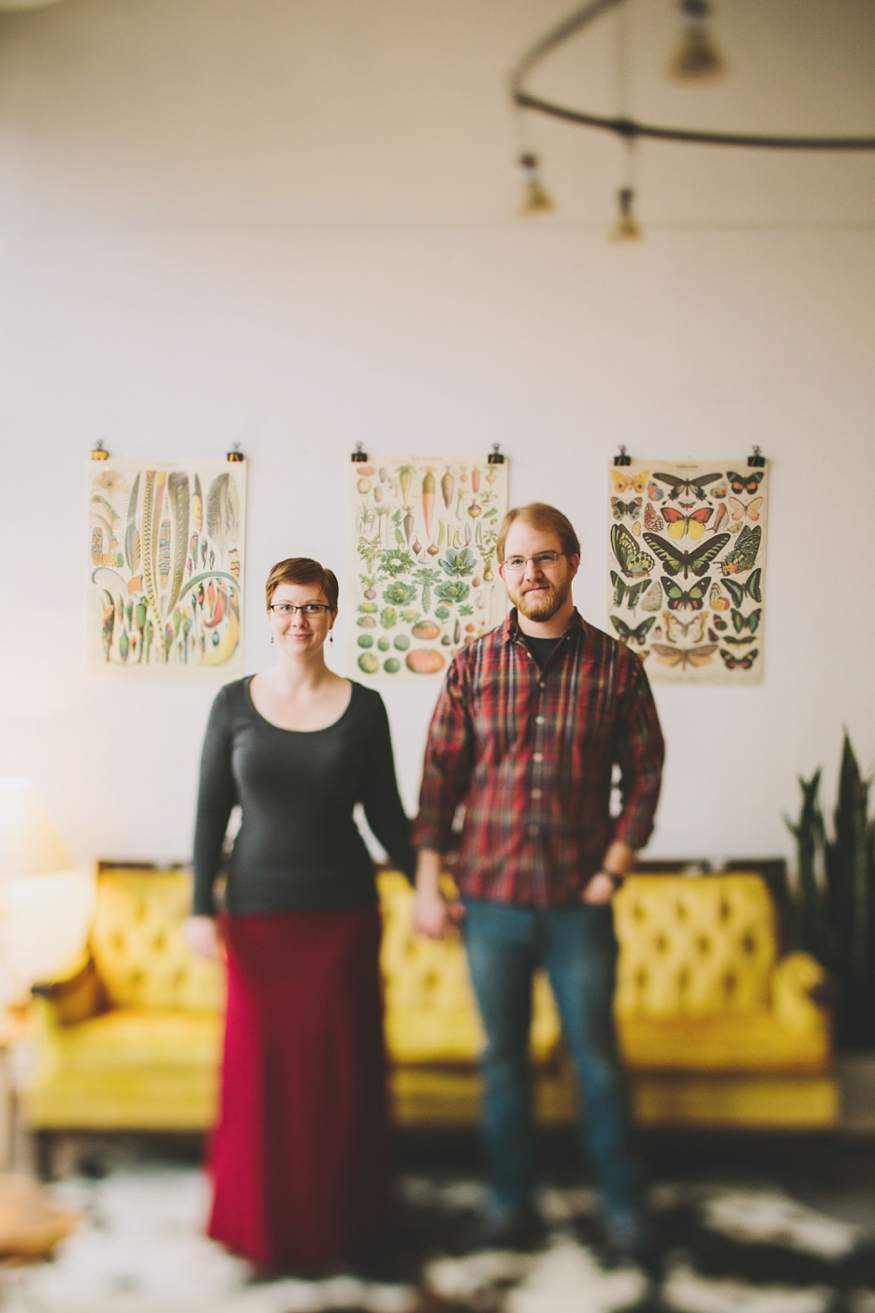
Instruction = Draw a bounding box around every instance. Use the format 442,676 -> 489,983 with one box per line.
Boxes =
31,952 -> 105,1027
771,952 -> 833,1033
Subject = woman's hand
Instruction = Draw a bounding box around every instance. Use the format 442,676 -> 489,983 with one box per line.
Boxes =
412,849 -> 464,939
413,883 -> 464,939
184,915 -> 224,960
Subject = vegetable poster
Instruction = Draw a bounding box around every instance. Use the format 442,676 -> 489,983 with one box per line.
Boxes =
350,456 -> 509,679
606,460 -> 768,684
89,459 -> 246,677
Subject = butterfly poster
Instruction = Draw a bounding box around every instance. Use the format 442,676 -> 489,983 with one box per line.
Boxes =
350,456 -> 508,679
89,458 -> 246,677
607,459 -> 768,684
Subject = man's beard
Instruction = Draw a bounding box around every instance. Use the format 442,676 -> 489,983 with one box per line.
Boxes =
513,575 -> 572,623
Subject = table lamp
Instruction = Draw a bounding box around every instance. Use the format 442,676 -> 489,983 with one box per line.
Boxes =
0,780 -> 73,883
0,780 -> 91,1004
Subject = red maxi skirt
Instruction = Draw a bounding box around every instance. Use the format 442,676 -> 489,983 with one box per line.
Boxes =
207,906 -> 390,1275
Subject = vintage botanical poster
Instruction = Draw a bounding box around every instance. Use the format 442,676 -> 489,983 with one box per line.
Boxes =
606,460 -> 768,684
89,459 -> 246,676
350,456 -> 509,679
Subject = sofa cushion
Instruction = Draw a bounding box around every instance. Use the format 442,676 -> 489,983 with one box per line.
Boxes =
46,1009 -> 221,1069
618,1010 -> 830,1072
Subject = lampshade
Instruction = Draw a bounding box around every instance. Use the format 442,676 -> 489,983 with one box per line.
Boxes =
0,780 -> 74,880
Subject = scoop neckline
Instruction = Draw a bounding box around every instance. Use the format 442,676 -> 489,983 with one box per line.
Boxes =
244,675 -> 356,734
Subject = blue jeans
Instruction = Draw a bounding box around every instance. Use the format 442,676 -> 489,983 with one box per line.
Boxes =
462,898 -> 642,1231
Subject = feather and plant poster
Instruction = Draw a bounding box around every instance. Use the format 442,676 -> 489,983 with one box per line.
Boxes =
89,459 -> 246,676
607,460 -> 768,684
350,456 -> 509,679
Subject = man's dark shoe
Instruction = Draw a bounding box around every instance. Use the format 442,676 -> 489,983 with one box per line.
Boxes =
455,1207 -> 546,1254
599,1211 -> 661,1278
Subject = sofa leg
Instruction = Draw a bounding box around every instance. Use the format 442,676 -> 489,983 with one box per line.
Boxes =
34,1131 -> 54,1182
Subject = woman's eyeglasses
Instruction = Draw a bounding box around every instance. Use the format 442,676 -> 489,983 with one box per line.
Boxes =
269,603 -> 331,617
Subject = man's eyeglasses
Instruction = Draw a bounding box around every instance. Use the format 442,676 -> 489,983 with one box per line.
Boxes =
502,551 -> 566,574
269,603 -> 331,617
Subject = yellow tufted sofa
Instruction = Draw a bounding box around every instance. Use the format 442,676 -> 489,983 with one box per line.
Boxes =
25,867 -> 570,1154
379,871 -> 570,1127
25,866 -> 837,1162
27,868 -> 224,1169
379,870 -> 837,1129
612,874 -> 837,1127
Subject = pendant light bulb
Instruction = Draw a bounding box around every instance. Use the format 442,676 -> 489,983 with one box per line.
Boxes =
517,153 -> 555,216
609,187 -> 642,242
667,0 -> 726,83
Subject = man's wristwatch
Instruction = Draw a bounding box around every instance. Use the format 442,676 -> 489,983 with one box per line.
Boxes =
598,869 -> 625,891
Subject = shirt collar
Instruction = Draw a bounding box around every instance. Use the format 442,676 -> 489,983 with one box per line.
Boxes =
500,607 -> 586,646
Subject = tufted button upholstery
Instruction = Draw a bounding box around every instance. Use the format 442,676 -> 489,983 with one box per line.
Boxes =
26,867 -> 225,1135
26,866 -> 836,1134
90,870 -> 223,1013
612,874 -> 832,1076
378,871 -> 561,1065
613,875 -> 775,1019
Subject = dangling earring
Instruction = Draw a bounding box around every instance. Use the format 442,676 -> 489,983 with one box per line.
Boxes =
329,632 -> 334,645
270,634 -> 275,644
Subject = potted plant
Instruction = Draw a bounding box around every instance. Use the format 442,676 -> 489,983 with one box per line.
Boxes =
785,733 -> 875,1051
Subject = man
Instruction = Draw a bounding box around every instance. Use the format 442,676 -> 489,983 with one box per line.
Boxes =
413,502 -> 664,1260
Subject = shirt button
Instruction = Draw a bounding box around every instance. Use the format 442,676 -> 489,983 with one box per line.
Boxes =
531,788 -> 542,799
527,823 -> 540,836
535,715 -> 545,725
533,752 -> 544,763
538,680 -> 545,689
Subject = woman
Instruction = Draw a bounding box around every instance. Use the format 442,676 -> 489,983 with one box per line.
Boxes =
186,557 -> 415,1276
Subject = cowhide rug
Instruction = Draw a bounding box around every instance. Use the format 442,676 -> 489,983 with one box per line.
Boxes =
1,1155 -> 874,1313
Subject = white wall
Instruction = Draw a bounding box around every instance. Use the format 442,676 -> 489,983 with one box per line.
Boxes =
1,0 -> 873,871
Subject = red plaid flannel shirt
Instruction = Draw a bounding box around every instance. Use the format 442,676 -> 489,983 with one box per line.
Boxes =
414,609 -> 664,905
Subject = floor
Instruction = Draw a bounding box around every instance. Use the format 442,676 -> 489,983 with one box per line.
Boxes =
2,1132 -> 875,1313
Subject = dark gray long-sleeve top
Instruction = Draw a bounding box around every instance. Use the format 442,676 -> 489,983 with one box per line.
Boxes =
192,677 -> 416,916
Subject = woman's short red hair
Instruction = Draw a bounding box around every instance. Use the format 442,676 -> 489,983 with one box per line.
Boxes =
265,558 -> 339,612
